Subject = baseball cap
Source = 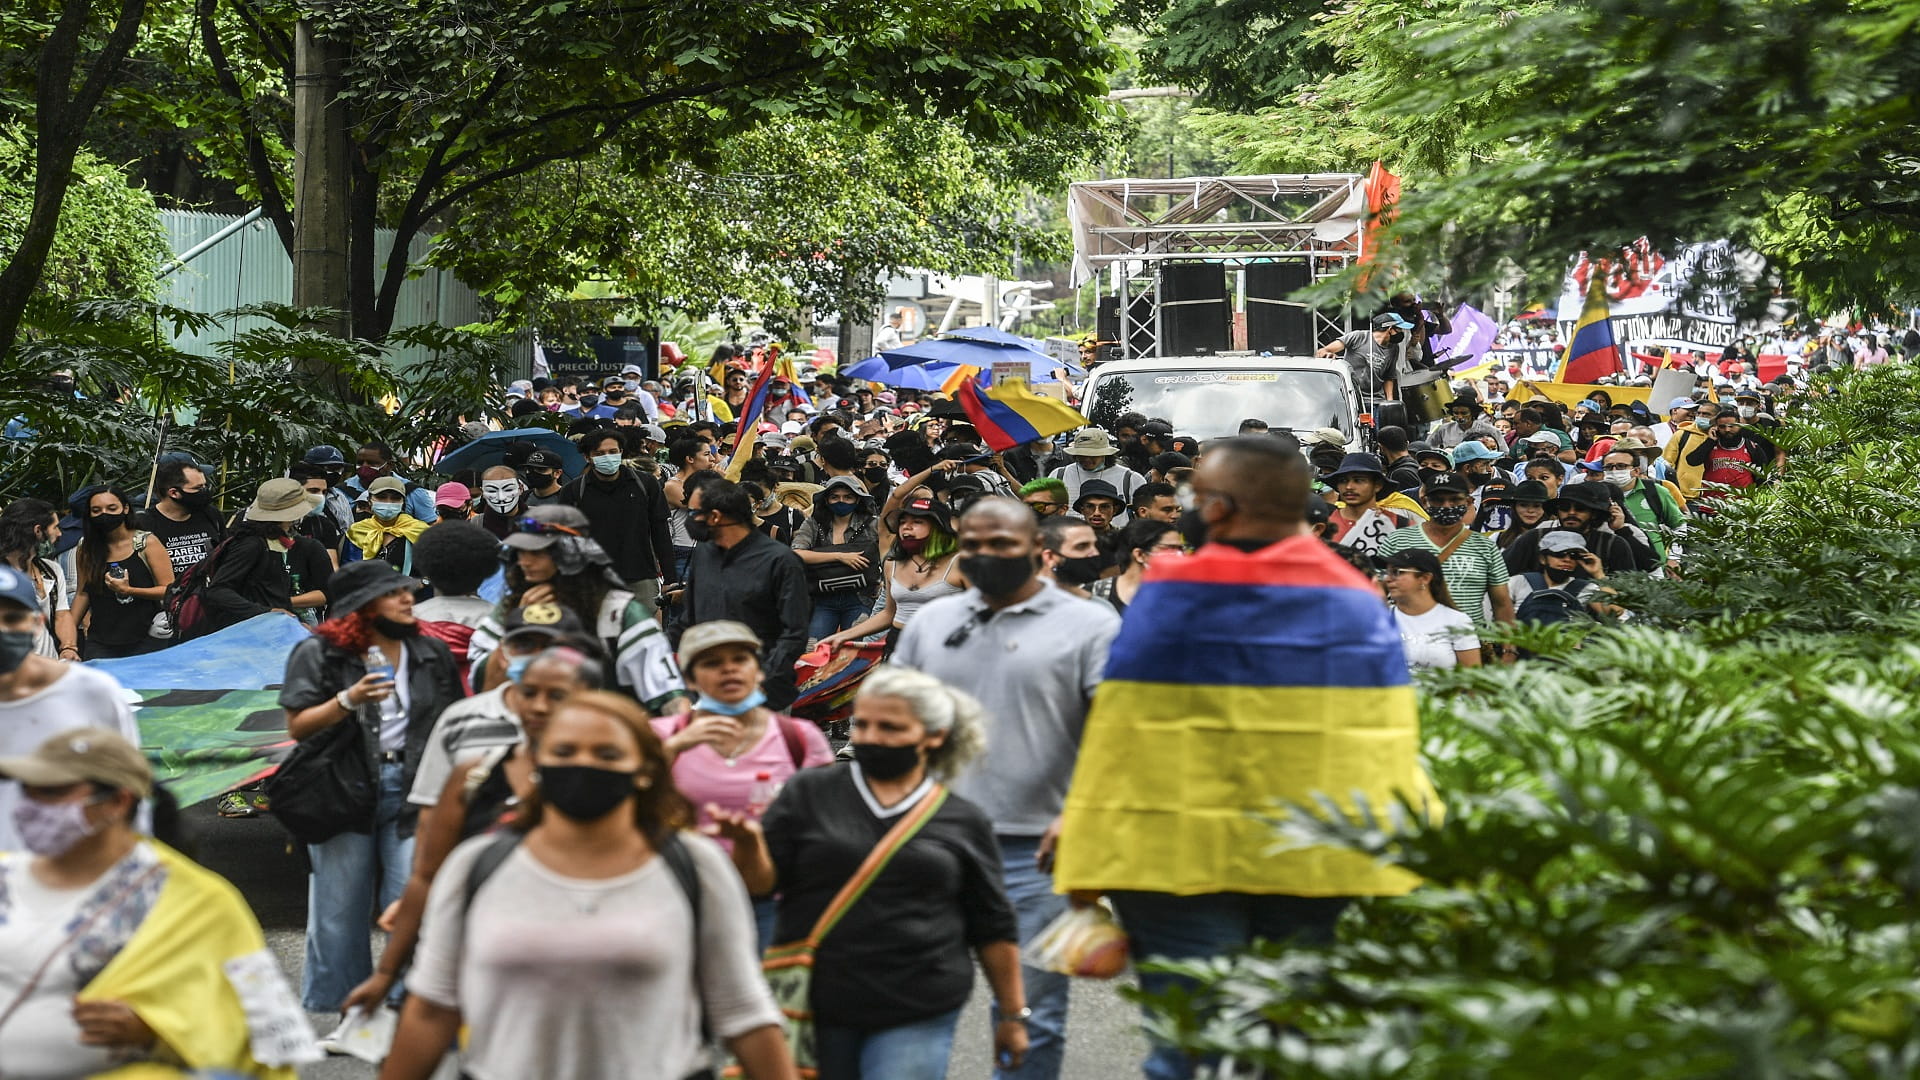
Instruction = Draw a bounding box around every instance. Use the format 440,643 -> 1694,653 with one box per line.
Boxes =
0,728 -> 152,799
1539,530 -> 1590,555
1555,482 -> 1613,512
0,565 -> 42,611
367,475 -> 408,498
1521,431 -> 1560,446
1371,313 -> 1415,331
1304,427 -> 1348,449
303,445 -> 348,467
639,424 -> 667,444
523,449 -> 564,471
501,602 -> 587,644
1450,441 -> 1500,464
503,505 -> 591,551
677,620 -> 763,669
1423,472 -> 1470,495
434,482 -> 472,508
621,363 -> 644,377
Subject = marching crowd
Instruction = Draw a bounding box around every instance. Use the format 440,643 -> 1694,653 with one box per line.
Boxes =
0,343 -> 1793,1080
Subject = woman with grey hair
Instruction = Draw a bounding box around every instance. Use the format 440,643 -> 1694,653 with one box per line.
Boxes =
709,665 -> 1024,1079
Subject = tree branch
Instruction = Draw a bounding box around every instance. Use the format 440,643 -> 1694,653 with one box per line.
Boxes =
199,0 -> 296,255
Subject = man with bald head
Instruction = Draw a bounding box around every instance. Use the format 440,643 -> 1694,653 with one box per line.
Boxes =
1055,437 -> 1431,1080
892,495 -> 1122,1080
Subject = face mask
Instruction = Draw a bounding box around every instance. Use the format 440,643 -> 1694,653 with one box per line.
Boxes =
591,452 -> 623,476
1429,504 -> 1470,526
538,764 -> 638,821
13,797 -> 99,856
1543,565 -> 1576,586
896,534 -> 927,554
0,629 -> 35,674
829,501 -> 856,517
90,513 -> 126,534
1176,508 -> 1209,550
1738,406 -> 1757,420
696,689 -> 767,716
852,741 -> 923,781
1053,554 -> 1104,587
1716,432 -> 1742,448
305,497 -> 327,517
1694,416 -> 1711,430
371,502 -> 403,522
505,654 -> 532,685
578,394 -> 600,410
356,465 -> 382,487
33,534 -> 56,559
483,482 -> 522,514
862,467 -> 889,487
687,516 -> 713,542
1603,469 -> 1633,487
371,615 -> 420,638
959,553 -> 1036,598
176,488 -> 215,511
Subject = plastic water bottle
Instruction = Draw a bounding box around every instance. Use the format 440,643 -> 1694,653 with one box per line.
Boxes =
747,771 -> 782,817
108,563 -> 131,604
364,646 -> 394,683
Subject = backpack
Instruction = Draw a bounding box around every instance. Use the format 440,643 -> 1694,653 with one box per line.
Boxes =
1516,584 -> 1591,626
161,534 -> 243,641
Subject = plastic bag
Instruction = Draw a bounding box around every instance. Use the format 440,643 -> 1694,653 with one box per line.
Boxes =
1021,902 -> 1129,979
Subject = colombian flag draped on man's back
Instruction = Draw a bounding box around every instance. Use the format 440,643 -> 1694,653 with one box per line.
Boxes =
1054,535 -> 1433,897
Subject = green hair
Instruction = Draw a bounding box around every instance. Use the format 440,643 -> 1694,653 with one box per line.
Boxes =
1018,477 -> 1069,501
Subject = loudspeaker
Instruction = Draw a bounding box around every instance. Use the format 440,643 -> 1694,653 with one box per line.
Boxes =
1096,296 -> 1120,343
1158,263 -> 1229,356
1245,261 -> 1315,355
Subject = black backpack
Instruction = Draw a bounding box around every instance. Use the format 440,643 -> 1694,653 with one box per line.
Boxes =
1516,583 -> 1591,626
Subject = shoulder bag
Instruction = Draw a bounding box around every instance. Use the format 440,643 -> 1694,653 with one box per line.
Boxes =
265,707 -> 377,846
757,784 -> 948,1078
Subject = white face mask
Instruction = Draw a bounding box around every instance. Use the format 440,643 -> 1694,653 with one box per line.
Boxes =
1737,405 -> 1757,419
482,481 -> 523,514
1602,468 -> 1634,487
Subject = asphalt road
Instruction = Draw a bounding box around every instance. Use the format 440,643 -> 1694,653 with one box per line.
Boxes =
188,803 -> 1149,1080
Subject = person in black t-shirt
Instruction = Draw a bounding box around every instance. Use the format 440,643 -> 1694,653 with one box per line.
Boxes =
710,665 -> 1026,1078
141,459 -> 225,578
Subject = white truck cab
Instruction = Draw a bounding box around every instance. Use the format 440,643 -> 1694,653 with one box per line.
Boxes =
1078,353 -> 1363,448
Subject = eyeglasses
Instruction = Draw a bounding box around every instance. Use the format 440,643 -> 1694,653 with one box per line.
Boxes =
1377,568 -> 1422,578
1023,501 -> 1063,514
514,517 -> 584,538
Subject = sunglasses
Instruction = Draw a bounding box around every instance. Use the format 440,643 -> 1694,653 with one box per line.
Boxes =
514,517 -> 585,538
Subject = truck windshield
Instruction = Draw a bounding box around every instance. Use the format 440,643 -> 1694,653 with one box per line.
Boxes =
1086,369 -> 1351,441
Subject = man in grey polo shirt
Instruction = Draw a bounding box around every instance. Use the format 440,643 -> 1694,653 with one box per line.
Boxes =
892,497 -> 1121,1080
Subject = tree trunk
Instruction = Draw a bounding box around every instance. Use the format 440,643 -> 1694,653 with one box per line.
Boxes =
0,0 -> 149,358
291,20 -> 352,345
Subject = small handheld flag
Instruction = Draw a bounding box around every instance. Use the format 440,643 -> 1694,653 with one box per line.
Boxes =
957,376 -> 1088,452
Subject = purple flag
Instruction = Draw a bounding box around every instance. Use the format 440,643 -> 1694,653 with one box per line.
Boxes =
1432,303 -> 1501,370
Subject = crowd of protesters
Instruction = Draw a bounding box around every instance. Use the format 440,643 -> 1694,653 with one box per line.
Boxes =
0,332 -> 1808,1080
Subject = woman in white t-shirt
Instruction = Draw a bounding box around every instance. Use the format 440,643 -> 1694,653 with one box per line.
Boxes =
1381,548 -> 1482,670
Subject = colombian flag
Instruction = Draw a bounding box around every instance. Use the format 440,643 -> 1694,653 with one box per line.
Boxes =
1560,272 -> 1624,383
956,376 -> 1086,452
723,360 -> 779,479
1054,536 -> 1433,897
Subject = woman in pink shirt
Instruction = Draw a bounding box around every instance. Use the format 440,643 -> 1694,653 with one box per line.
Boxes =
653,619 -> 833,945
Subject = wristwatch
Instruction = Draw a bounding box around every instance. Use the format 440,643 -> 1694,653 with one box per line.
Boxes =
1000,1006 -> 1032,1023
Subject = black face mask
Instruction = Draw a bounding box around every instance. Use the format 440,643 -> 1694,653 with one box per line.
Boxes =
1053,554 -> 1104,587
371,615 -> 421,639
1176,508 -> 1209,550
852,741 -> 922,780
862,467 -> 889,487
89,513 -> 127,534
175,488 -> 214,510
687,516 -> 713,543
539,764 -> 638,821
959,553 -> 1036,598
1716,431 -> 1742,448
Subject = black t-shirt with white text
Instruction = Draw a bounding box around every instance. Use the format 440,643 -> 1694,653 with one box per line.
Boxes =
138,508 -> 226,577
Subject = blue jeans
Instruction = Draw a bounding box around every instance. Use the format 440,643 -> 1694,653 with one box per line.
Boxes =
993,834 -> 1069,1080
808,591 -> 870,640
752,895 -> 779,953
816,1005 -> 962,1080
302,760 -> 415,1011
1107,891 -> 1350,1080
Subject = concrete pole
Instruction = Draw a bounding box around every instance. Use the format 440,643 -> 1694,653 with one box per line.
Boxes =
292,21 -> 351,341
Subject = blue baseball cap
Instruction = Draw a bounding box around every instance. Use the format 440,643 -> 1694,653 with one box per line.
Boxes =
1667,397 -> 1698,411
0,565 -> 41,612
303,445 -> 348,467
1450,441 -> 1501,465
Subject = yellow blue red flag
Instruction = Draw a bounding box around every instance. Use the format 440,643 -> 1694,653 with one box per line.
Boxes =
1559,272 -> 1623,382
956,376 -> 1086,452
1054,536 -> 1433,897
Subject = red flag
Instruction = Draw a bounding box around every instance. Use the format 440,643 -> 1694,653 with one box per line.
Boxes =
1358,162 -> 1401,285
1754,353 -> 1790,384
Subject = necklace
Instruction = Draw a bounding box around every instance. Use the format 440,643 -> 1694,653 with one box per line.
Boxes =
721,715 -> 766,765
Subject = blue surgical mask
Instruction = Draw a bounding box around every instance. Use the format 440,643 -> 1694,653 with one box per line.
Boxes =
696,689 -> 767,716
591,452 -> 623,475
829,501 -> 856,516
371,502 -> 403,522
506,654 -> 532,685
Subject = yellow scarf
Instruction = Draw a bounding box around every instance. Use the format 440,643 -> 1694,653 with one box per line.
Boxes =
347,512 -> 431,561
80,842 -> 308,1079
